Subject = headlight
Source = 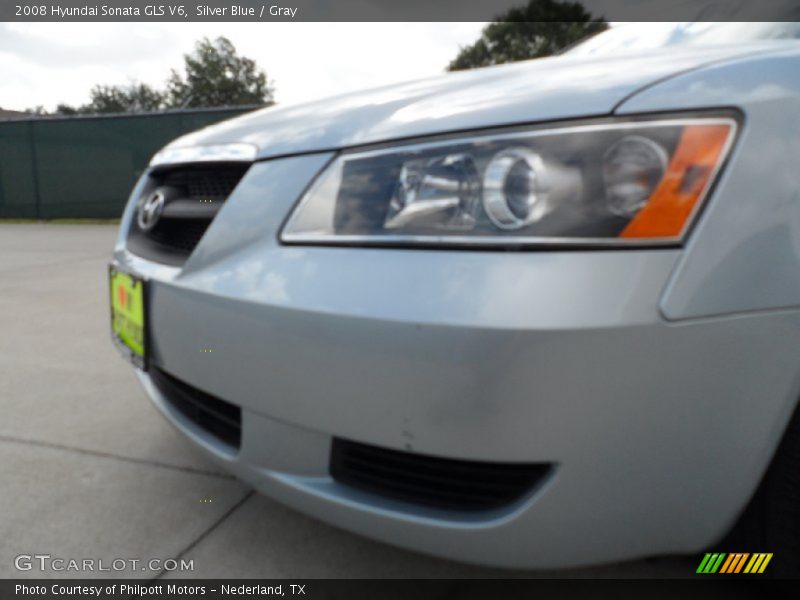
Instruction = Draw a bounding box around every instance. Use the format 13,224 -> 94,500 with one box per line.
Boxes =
281,115 -> 736,247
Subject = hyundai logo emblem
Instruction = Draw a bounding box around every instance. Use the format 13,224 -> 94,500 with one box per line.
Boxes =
137,190 -> 166,231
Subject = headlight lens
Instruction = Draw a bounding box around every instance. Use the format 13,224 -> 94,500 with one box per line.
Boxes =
603,135 -> 669,218
282,116 -> 736,247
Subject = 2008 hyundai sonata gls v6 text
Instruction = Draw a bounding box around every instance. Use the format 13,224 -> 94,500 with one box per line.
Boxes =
110,23 -> 800,574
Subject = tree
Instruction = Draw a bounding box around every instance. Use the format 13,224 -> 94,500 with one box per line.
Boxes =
30,36 -> 273,116
448,0 -> 608,71
25,105 -> 49,116
54,104 -> 79,116
82,82 -> 166,114
166,36 -> 274,108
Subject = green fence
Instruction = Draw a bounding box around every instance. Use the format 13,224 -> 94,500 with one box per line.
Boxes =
0,106 -> 258,219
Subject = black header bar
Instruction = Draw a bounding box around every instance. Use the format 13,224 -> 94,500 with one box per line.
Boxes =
3,0 -> 800,22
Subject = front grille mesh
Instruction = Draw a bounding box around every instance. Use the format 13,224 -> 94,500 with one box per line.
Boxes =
126,163 -> 250,266
162,167 -> 247,202
139,218 -> 212,254
330,438 -> 551,512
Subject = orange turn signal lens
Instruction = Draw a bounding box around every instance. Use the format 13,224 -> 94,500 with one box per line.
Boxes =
619,123 -> 733,239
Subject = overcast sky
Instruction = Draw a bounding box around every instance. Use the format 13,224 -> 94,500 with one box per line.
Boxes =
0,22 -> 487,112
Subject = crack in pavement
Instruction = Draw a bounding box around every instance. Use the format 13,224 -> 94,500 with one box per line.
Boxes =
0,434 -> 235,480
150,490 -> 256,581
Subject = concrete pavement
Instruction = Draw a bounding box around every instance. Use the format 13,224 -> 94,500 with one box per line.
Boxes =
0,224 -> 694,579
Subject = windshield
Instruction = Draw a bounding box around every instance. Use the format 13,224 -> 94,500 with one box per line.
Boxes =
568,22 -> 800,56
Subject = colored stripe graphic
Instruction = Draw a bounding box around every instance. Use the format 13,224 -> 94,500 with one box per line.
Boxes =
696,554 -> 713,573
734,553 -> 749,573
703,552 -> 774,574
720,553 -> 739,573
758,553 -> 773,573
710,553 -> 726,573
719,554 -> 735,573
721,553 -> 737,573
697,553 -> 727,573
744,554 -> 759,573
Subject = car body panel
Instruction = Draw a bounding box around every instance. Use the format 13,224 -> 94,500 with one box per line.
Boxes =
616,49 -> 800,320
112,43 -> 800,568
114,152 -> 800,567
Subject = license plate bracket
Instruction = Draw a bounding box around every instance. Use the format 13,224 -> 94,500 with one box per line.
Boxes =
109,265 -> 148,370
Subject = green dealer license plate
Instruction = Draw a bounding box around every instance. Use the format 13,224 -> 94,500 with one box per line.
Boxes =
109,266 -> 147,370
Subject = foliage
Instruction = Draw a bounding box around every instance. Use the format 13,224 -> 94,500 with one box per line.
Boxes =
28,36 -> 273,116
83,82 -> 166,113
448,0 -> 608,71
166,37 -> 273,109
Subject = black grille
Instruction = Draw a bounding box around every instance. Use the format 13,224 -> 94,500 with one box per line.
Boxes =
127,163 -> 250,266
162,167 -> 247,202
150,367 -> 241,450
136,218 -> 212,255
330,438 -> 550,512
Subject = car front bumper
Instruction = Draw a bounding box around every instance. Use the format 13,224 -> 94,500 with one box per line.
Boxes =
112,155 -> 800,569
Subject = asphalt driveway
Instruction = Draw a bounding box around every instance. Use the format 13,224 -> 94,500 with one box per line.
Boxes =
0,224 -> 694,579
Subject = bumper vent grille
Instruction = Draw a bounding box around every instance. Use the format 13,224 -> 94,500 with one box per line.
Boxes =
150,367 -> 242,450
126,163 -> 250,266
330,438 -> 550,512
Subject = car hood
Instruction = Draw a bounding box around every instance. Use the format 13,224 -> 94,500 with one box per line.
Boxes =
166,43 -> 782,160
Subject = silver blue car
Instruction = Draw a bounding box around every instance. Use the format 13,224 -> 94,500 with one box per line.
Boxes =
110,23 -> 800,574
